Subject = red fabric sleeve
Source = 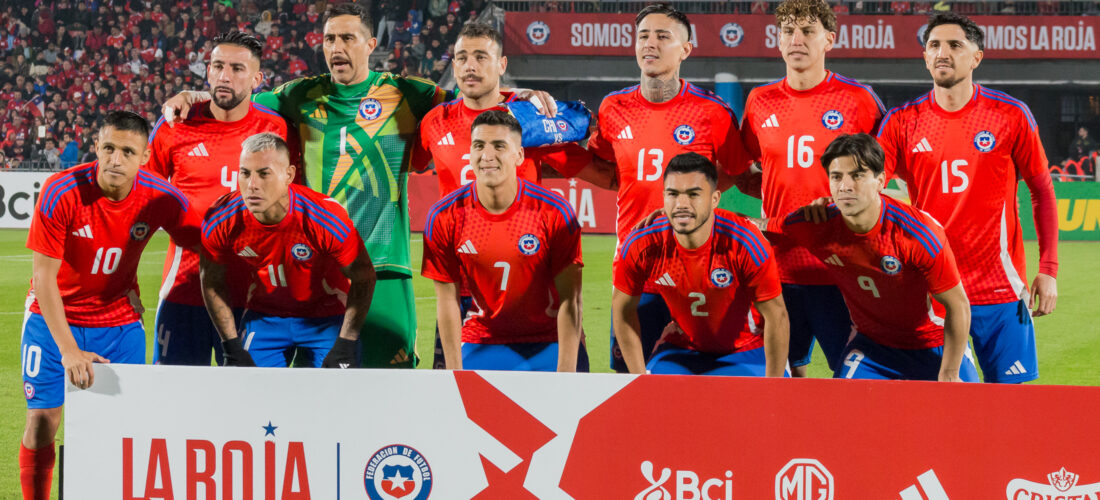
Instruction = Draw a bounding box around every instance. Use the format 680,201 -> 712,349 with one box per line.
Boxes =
420,206 -> 458,283
875,108 -> 904,182
144,119 -> 173,179
547,209 -> 583,278
26,184 -> 70,260
409,123 -> 434,173
717,109 -> 750,177
739,93 -> 762,162
740,227 -> 783,303
587,108 -> 616,163
163,200 -> 202,249
915,221 -> 962,295
1024,172 -> 1059,278
611,235 -> 647,296
530,142 -> 592,179
322,200 -> 365,268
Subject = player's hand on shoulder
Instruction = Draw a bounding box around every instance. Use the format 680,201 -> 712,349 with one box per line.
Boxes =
801,197 -> 833,223
1030,273 -> 1057,317
633,209 -> 665,231
321,337 -> 359,369
161,90 -> 211,128
221,337 -> 257,367
514,89 -> 558,117
62,349 -> 109,390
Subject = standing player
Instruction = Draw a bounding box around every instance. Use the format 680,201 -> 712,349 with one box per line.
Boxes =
761,134 -> 977,381
146,31 -> 296,366
739,0 -> 885,376
613,153 -> 788,376
163,3 -> 558,368
200,133 -> 376,368
422,111 -> 585,371
876,13 -> 1058,383
19,112 -> 200,500
590,4 -> 749,372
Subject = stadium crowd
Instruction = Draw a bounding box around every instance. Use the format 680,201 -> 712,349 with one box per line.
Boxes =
0,0 -> 481,169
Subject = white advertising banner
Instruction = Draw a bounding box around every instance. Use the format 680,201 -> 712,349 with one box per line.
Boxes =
0,171 -> 51,229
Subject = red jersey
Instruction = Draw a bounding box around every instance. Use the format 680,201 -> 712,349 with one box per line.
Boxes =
145,101 -> 295,307
614,209 -> 782,354
877,85 -> 1055,305
767,196 -> 961,350
411,93 -> 591,197
27,163 -> 200,327
421,179 -> 583,344
741,71 -> 885,285
590,81 -> 749,244
201,184 -> 364,318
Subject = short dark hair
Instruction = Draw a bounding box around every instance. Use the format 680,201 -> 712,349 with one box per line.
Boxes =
635,4 -> 692,39
820,134 -> 885,176
457,23 -> 504,55
102,110 -> 151,141
924,12 -> 984,51
471,109 -> 522,137
212,31 -> 264,61
323,3 -> 373,37
663,152 -> 717,188
775,0 -> 837,33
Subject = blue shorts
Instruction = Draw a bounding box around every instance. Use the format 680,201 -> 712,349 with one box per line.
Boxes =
239,312 -> 346,368
433,296 -> 474,369
970,300 -> 1038,383
461,341 -> 590,372
152,301 -> 239,366
647,345 -> 787,377
21,312 -> 145,409
782,284 -> 852,370
835,333 -> 979,382
610,292 -> 672,373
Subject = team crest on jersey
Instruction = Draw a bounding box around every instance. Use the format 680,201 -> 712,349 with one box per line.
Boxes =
973,130 -> 996,152
291,243 -> 313,261
673,125 -> 696,145
821,110 -> 845,130
363,444 -> 432,500
359,98 -> 383,120
710,268 -> 733,288
130,222 -> 150,241
24,382 -> 34,400
720,23 -> 745,47
526,21 -> 550,46
880,255 -> 902,275
518,234 -> 541,255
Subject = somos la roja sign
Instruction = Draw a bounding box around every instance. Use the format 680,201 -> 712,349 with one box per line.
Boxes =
506,13 -> 1099,59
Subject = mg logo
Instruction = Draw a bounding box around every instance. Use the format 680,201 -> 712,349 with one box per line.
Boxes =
775,458 -> 833,500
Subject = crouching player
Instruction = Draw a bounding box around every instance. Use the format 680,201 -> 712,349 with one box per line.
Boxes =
612,153 -> 788,376
20,111 -> 201,499
200,133 -> 376,368
760,134 -> 977,381
422,110 -> 587,371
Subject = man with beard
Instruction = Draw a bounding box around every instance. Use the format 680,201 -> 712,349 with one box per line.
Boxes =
145,31 -> 296,366
876,13 -> 1058,383
613,153 -> 788,376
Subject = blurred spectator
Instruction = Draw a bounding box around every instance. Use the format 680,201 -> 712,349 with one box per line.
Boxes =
1069,127 -> 1096,160
59,132 -> 79,167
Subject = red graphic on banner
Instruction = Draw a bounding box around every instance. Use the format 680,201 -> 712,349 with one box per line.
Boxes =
454,371 -> 557,498
505,13 -> 1100,59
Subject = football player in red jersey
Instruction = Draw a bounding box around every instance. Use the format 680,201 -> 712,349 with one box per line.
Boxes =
613,153 -> 788,376
146,31 -> 297,366
20,112 -> 201,500
760,134 -> 977,381
200,133 -> 376,368
877,13 -> 1058,383
739,0 -> 884,377
422,111 -> 586,371
590,4 -> 749,372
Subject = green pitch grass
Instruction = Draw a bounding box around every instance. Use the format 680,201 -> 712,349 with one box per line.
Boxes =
0,229 -> 1096,498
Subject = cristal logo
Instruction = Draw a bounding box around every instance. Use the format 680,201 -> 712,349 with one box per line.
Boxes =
635,460 -> 733,500
775,458 -> 833,500
1006,467 -> 1100,499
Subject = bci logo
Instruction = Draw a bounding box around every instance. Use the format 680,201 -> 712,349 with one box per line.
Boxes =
635,460 -> 734,500
0,181 -> 41,221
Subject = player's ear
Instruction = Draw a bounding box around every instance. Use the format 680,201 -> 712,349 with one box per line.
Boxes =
824,30 -> 836,52
286,164 -> 296,183
499,55 -> 508,75
711,187 -> 720,209
365,33 -> 378,53
970,47 -> 983,70
680,37 -> 692,61
139,145 -> 151,166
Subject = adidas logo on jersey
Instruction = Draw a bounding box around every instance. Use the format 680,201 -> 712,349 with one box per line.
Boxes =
237,246 -> 259,258
1005,360 -> 1028,376
71,225 -> 93,239
617,126 -> 634,140
911,138 -> 933,153
457,240 -> 478,254
187,143 -> 210,157
761,114 -> 779,128
825,254 -> 844,266
899,469 -> 949,500
654,273 -> 676,287
437,132 -> 455,146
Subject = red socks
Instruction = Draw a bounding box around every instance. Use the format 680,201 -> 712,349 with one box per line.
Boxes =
19,442 -> 55,500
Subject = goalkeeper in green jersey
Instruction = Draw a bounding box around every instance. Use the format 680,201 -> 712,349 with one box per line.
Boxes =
162,4 -> 558,368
